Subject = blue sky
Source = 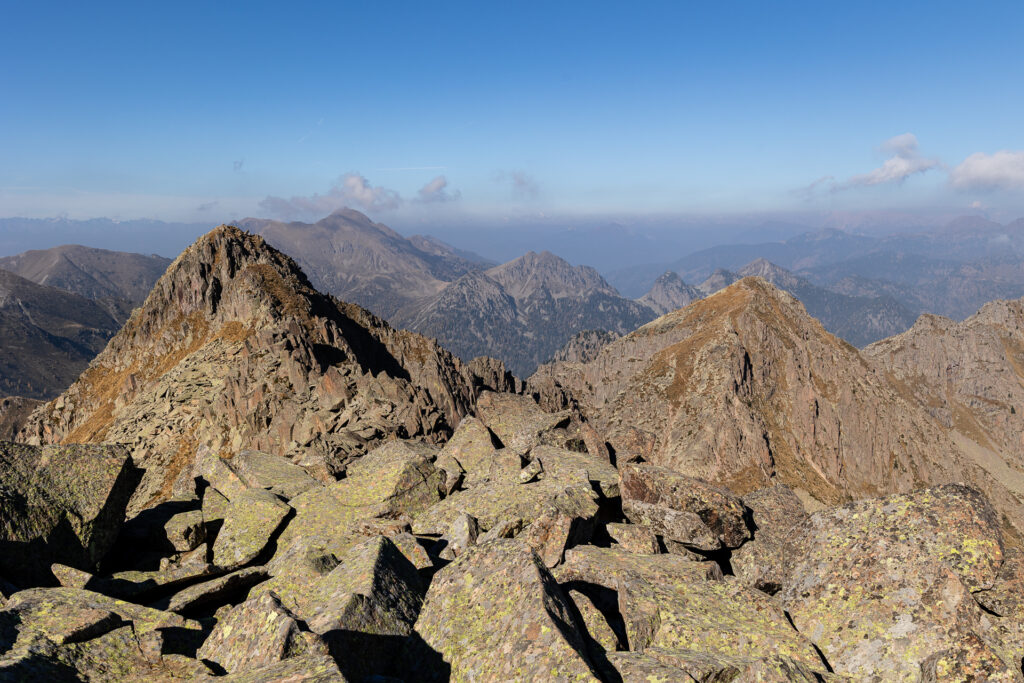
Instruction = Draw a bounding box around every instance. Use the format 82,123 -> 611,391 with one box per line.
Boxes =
2,1 -> 1023,226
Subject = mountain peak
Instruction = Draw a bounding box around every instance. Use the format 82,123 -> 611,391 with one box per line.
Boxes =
487,250 -> 617,300
22,224 -> 497,514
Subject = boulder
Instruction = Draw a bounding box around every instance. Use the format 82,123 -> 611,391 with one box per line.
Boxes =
214,654 -> 349,682
296,536 -> 423,681
617,575 -> 827,674
0,443 -> 140,585
226,450 -> 320,500
164,508 -> 206,552
405,539 -> 600,682
437,416 -> 498,486
411,447 -> 608,537
619,462 -> 751,551
517,484 -> 600,567
3,586 -> 204,647
555,545 -> 724,589
609,648 -> 838,682
474,390 -> 571,455
157,565 -> 268,614
606,522 -> 659,555
212,488 -> 291,570
731,484 -> 809,594
435,513 -> 479,560
196,592 -> 327,673
779,484 -> 1009,680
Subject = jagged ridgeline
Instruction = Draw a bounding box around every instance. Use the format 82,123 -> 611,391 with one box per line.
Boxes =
20,226 -> 515,514
8,225 -> 1024,680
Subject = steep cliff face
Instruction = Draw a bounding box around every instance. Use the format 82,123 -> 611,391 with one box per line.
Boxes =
530,277 -> 1024,537
865,299 -> 1024,500
20,226 -> 506,514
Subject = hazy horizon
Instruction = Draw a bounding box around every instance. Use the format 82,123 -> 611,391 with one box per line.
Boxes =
4,2 -> 1023,234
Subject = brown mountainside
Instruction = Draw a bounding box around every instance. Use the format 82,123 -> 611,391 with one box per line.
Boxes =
865,299 -> 1024,488
21,225 -> 510,514
530,276 -> 1024,539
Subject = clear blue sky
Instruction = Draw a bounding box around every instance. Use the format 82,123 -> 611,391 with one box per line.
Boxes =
2,1 -> 1023,224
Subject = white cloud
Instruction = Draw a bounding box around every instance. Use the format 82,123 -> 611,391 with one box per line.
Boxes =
417,175 -> 460,203
837,133 -> 939,189
950,150 -> 1024,191
259,173 -> 402,219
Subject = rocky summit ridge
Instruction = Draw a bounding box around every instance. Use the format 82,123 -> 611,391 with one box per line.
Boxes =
3,226 -> 1024,681
19,226 -> 512,515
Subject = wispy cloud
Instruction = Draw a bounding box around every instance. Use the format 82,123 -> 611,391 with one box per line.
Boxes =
798,134 -> 940,197
259,172 -> 462,219
950,150 -> 1024,191
417,175 -> 460,203
836,133 -> 939,189
494,170 -> 540,199
260,173 -> 401,219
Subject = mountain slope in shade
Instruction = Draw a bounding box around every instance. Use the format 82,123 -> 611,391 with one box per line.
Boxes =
21,225 -> 509,514
0,245 -> 171,307
238,209 -> 484,319
528,277 -> 1024,540
865,299 -> 1024,474
0,269 -> 122,399
398,251 -> 657,377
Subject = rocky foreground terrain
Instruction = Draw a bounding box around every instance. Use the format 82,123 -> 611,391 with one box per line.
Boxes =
4,225 -> 1024,681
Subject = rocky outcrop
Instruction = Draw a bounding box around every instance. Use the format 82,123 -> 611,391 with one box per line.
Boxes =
529,277 -> 1024,538
0,443 -> 139,586
404,539 -> 601,682
865,298 -> 1024,541
778,485 -> 1013,680
19,226 -> 488,515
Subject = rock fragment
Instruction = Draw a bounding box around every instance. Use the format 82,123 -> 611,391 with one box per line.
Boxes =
620,462 -> 752,551
212,488 -> 291,570
405,539 -> 600,682
196,591 -> 327,673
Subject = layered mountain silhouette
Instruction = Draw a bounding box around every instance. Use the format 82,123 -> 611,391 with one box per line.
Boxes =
396,251 -> 656,377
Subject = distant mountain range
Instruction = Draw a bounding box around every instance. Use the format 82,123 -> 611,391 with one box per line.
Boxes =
4,209 -> 1024,393
0,245 -> 169,398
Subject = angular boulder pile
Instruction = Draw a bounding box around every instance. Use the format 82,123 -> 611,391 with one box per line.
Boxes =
5,391 -> 1023,681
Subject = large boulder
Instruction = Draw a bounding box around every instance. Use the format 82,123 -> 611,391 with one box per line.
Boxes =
405,539 -> 600,682
779,484 -> 1011,680
0,443 -> 140,586
211,488 -> 291,570
731,484 -> 809,594
269,536 -> 424,681
196,591 -> 327,674
619,462 -> 752,551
